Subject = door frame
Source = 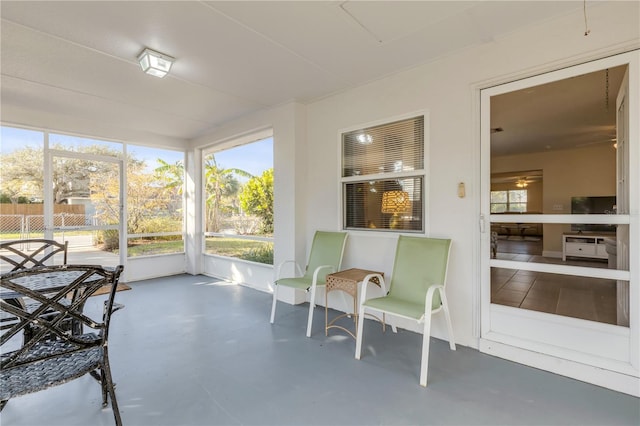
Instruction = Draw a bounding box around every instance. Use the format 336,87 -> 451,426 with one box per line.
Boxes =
44,146 -> 125,267
477,51 -> 639,395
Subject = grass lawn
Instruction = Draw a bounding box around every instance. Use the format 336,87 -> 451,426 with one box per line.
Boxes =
205,237 -> 269,256
126,236 -> 273,264
126,239 -> 184,256
1,233 -> 273,265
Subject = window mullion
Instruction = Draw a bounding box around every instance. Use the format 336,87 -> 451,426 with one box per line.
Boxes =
342,169 -> 425,183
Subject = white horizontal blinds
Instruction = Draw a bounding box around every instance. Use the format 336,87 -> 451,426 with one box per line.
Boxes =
344,177 -> 423,230
342,116 -> 424,178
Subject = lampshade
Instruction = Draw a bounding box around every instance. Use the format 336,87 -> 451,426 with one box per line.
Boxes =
381,191 -> 411,214
137,48 -> 174,78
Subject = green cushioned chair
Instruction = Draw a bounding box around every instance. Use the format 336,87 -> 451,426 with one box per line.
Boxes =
355,235 -> 455,387
270,231 -> 348,337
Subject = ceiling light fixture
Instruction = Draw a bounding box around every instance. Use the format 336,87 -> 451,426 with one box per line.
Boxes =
515,178 -> 529,188
356,133 -> 373,145
137,48 -> 174,78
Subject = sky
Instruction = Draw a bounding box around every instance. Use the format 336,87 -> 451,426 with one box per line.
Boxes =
212,138 -> 273,178
0,126 -> 273,177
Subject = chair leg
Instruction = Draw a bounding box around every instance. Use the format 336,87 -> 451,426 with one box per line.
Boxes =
355,306 -> 366,359
100,369 -> 108,407
440,291 -> 456,351
306,285 -> 317,337
270,285 -> 278,324
420,312 -> 433,387
102,354 -> 122,426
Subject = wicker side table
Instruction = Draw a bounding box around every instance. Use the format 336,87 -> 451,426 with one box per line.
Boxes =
325,268 -> 383,339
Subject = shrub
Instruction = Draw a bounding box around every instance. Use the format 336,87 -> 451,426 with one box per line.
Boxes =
240,243 -> 273,265
96,229 -> 119,251
134,217 -> 182,234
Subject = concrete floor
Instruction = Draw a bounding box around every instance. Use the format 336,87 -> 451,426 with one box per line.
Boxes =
1,274 -> 638,426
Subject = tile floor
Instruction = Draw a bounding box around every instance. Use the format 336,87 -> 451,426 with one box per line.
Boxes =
491,237 -> 619,324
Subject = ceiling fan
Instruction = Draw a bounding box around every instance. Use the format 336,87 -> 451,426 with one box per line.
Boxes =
515,176 -> 535,188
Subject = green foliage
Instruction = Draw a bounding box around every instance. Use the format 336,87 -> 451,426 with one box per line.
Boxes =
239,243 -> 273,264
0,194 -> 32,204
125,237 -> 183,257
0,144 -> 129,204
96,229 -> 119,251
239,168 -> 273,234
203,155 -> 253,233
0,146 -> 44,203
154,159 -> 184,196
205,237 -> 273,265
136,217 -> 182,234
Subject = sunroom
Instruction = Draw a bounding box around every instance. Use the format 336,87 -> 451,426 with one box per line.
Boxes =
1,2 -> 639,421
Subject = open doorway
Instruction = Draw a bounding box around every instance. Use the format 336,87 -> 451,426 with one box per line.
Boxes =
488,65 -> 627,324
479,51 -> 638,394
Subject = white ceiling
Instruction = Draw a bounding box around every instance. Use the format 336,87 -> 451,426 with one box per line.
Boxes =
1,1 -> 612,147
491,65 -> 626,157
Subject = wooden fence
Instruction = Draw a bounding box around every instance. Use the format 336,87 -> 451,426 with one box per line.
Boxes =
1,204 -> 87,234
0,204 -> 84,215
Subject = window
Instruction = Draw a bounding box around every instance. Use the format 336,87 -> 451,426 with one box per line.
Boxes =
125,146 -> 185,257
490,190 -> 527,213
203,136 -> 274,264
0,127 -> 44,239
341,115 -> 425,232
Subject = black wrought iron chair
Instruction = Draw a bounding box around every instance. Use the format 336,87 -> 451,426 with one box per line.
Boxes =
0,239 -> 69,272
0,264 -> 125,425
0,239 -> 75,338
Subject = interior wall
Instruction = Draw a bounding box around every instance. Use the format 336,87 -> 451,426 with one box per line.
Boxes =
490,181 -> 543,213
492,144 -> 617,254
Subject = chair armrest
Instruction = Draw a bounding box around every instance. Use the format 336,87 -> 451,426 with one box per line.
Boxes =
425,284 -> 445,312
276,260 -> 304,280
311,264 -> 336,285
359,273 -> 386,306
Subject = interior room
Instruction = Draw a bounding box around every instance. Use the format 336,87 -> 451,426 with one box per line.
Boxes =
1,1 -> 639,424
489,66 -> 626,325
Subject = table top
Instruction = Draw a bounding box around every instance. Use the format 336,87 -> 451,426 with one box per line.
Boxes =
326,268 -> 383,286
1,267 -> 105,300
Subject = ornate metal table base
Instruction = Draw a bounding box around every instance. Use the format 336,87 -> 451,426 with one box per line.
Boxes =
325,268 -> 384,339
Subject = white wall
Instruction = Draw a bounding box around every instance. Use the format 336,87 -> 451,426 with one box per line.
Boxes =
304,4 -> 638,347
191,1 -> 639,348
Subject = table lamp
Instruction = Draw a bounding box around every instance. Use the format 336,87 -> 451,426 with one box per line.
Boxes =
381,190 -> 411,229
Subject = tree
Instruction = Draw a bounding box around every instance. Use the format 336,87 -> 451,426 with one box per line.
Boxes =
204,155 -> 252,232
0,146 -> 44,203
0,144 -> 133,204
91,159 -> 181,249
154,159 -> 184,196
239,168 -> 273,234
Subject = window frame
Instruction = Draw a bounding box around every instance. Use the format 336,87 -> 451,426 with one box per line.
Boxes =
201,130 -> 274,265
339,112 -> 428,233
